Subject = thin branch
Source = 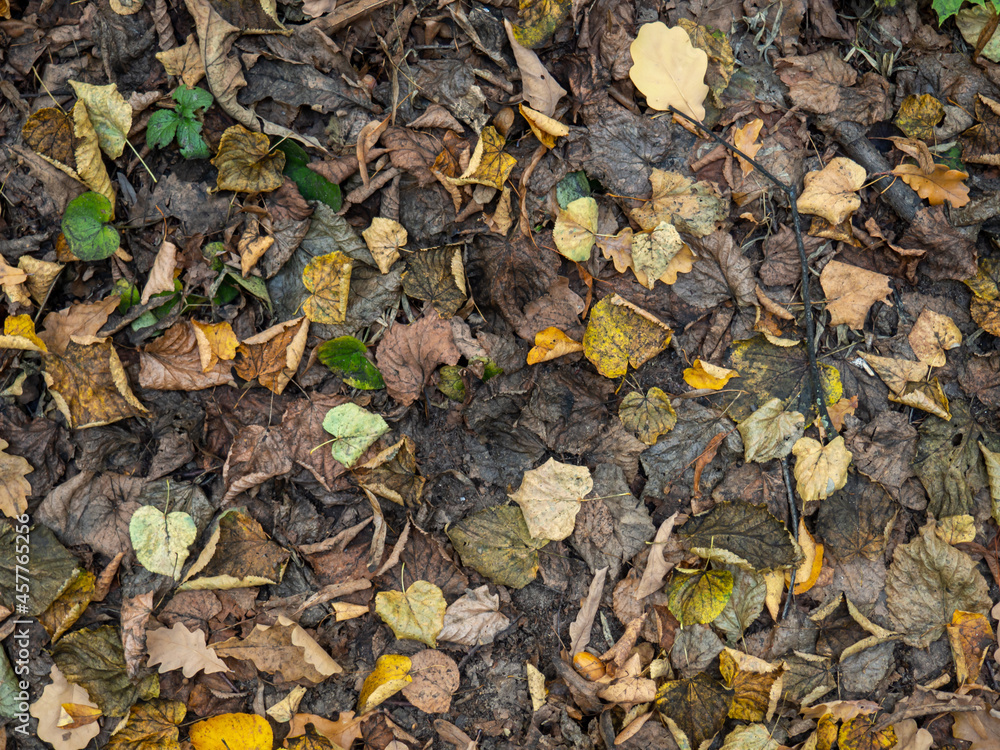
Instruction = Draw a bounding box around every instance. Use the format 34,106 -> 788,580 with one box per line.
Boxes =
665,105 -> 836,438
781,455 -> 798,620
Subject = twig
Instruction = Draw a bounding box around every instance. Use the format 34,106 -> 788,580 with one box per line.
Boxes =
665,105 -> 836,437
781,456 -> 798,620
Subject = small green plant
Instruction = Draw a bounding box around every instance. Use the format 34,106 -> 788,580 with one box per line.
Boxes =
146,85 -> 214,160
62,192 -> 120,261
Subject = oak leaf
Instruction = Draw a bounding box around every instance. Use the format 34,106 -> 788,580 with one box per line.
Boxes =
510,458 -> 593,542
29,665 -> 101,750
302,251 -> 352,324
212,124 -> 286,193
892,157 -> 970,207
629,22 -> 709,120
155,34 -> 206,88
0,439 -> 32,518
733,119 -> 764,175
146,623 -> 229,678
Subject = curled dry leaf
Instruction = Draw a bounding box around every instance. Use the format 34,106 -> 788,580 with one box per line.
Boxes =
797,158 -> 866,225
139,322 -> 236,391
504,19 -> 567,116
234,316 -> 309,395
519,104 -> 569,149
526,327 -> 584,365
683,359 -> 740,390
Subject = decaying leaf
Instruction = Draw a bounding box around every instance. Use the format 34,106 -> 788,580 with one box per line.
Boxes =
719,649 -> 783,722
510,458 -> 593,542
862,354 -> 951,420
0,439 -> 33,518
68,80 -> 132,160
376,580 -> 447,647
839,715 -> 896,750
356,436 -> 424,507
450,126 -> 516,190
447,505 -> 547,589
791,436 -> 852,503
631,169 -> 728,236
376,313 -> 461,406
213,615 -> 342,682
619,387 -> 677,445
583,294 -> 672,378
181,508 -> 289,590
438,586 -> 511,646
629,22 -> 710,120
679,500 -> 800,572
894,94 -> 945,140
401,650 -> 460,713
738,399 -> 805,463
234,316 -> 309,395
212,124 -> 286,193
947,610 -> 992,685
655,674 -> 733,750
403,245 -> 467,318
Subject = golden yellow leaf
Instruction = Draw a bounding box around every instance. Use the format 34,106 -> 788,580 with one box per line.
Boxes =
572,651 -> 606,681
526,662 -> 548,711
553,196 -> 598,262
719,648 -> 783,722
57,703 -> 102,729
0,0 -> 10,19
238,221 -> 273,277
733,118 -> 764,175
820,260 -> 892,330
894,94 -> 945,141
302,251 -> 352,324
791,436 -> 851,503
0,438 -> 33,519
839,715 -> 896,750
510,0 -> 571,48
862,353 -> 950,420
947,610 -> 993,685
763,571 -> 783,621
519,104 -> 569,148
668,568 -> 733,626
582,294 -> 672,378
211,124 -> 286,193
937,515 -> 976,545
628,22 -> 710,120
362,217 -> 407,274
190,713 -> 272,750
358,655 -> 413,714
797,157 -> 866,225
630,169 -> 727,236
68,80 -> 132,160
1,314 -> 48,352
191,320 -> 239,372
451,126 -> 516,190
234,316 -> 309,394
677,18 -> 735,107
510,457 -> 593,541
893,163 -> 970,207
619,387 -> 677,445
375,581 -> 447,647
526,326 -> 583,365
71,101 -> 115,207
908,309 -> 962,367
786,519 -> 824,595
683,359 -> 739,390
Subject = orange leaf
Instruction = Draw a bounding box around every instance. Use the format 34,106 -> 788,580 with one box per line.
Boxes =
733,118 -> 763,175
892,163 -> 971,207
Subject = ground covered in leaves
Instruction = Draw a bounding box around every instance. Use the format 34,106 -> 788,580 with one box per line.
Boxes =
6,0 -> 1000,748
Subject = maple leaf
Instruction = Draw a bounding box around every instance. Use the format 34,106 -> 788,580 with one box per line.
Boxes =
820,260 -> 893,330
146,623 -> 229,678
629,22 -> 710,120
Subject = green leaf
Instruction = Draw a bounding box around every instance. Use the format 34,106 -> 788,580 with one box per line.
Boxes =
322,403 -> 389,468
129,505 -> 198,580
113,278 -> 140,313
316,336 -> 385,390
172,84 -> 214,116
556,171 -> 590,208
668,568 -> 734,626
277,141 -> 342,211
176,119 -> 210,160
0,647 -> 20,719
62,191 -> 120,261
437,365 -> 465,401
146,109 -> 179,150
446,505 -> 547,589
931,0 -> 968,21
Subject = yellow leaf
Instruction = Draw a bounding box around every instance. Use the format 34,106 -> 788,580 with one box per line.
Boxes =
733,118 -> 764,175
362,217 -> 407,274
211,124 -> 286,193
526,662 -> 547,711
839,715 -> 896,750
582,294 -> 672,378
632,222 -> 684,288
894,93 -> 945,140
618,387 -> 677,445
57,703 -> 102,729
820,260 -> 892,330
630,169 -> 727,236
190,713 -> 273,750
797,157 -> 866,225
763,571 -> 783,620
510,0 -> 571,48
519,104 -> 569,148
237,221 -> 273,277
526,327 -> 583,365
552,196 -> 598,262
106,701 -> 186,750
719,648 -> 783,722
947,610 -> 993,685
628,22 -> 710,121
358,654 -> 413,714
893,162 -> 970,207
375,581 -> 446,647
908,309 -> 962,367
68,80 -> 132,160
862,353 -> 951,420
937,514 -> 976,544
510,457 -> 592,541
265,685 -> 306,723
191,320 -> 239,372
683,359 -> 739,390
791,436 -> 852,503
451,126 -> 516,190
19,256 -> 65,305
0,438 -> 32,519
668,568 -> 733,626
72,101 -> 115,208
155,34 -> 206,88
302,251 -> 353,324
785,519 -> 824,595
1,314 -> 48,352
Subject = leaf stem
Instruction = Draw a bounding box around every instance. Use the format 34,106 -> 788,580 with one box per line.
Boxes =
125,138 -> 158,184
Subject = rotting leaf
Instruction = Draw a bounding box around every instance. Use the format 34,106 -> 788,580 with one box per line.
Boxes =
357,436 -> 425,508
234,316 -> 309,395
511,0 -> 571,48
628,22 -> 710,120
668,568 -> 734,626
839,715 -> 896,750
212,124 -> 286,193
738,398 -> 806,463
654,674 -> 733,750
678,500 -> 800,572
322,403 -> 389,469
885,520 -> 991,647
129,505 -> 197,580
630,169 -> 728,236
447,505 -> 548,589
791,436 -> 852,504
302,251 -> 352,324
510,458 -> 593,542
401,650 -> 461,713
815,474 -> 897,562
403,245 -> 467,318
375,313 -> 461,406
450,126 -> 516,190
894,94 -> 945,140
316,336 -> 384,390
0,524 -> 80,616
582,294 -> 672,378
358,655 -> 412,714
106,701 -> 186,750
180,507 -> 289,590
212,615 -> 342,682
375,580 -> 447,647
947,610 -> 992,685
553,197 -> 598,262
618,387 -> 677,445
719,648 -> 783,722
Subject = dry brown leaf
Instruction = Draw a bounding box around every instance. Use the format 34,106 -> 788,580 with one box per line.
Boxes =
797,158 -> 866,225
401,650 -> 460,713
155,35 -> 206,88
0,439 -> 33,518
908,309 -> 962,368
141,241 -> 177,304
569,566 -> 608,656
375,313 -> 461,406
19,256 -> 65,305
191,320 -> 239,372
635,512 -> 681,599
504,19 -> 567,117
892,163 -> 970,207
862,353 -> 951,420
363,217 -> 407,274
234,317 -> 309,395
820,260 -> 892,330
39,297 -> 119,356
438,586 -> 511,646
792,436 -> 852,503
146,623 -> 230,678
139,322 -> 235,391
238,220 -> 273,276
213,614 -> 342,682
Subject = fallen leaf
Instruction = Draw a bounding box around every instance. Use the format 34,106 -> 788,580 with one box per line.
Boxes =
0,439 -> 32,518
583,294 -> 672,378
156,34 -> 206,88
679,500 -> 800,572
403,245 -> 467,318
894,94 -> 945,140
129,505 -> 197,580
526,327 -> 584,365
302,251 -> 352,323
181,507 -> 289,590
234,316 -> 309,395
316,336 -> 384,389
321,403 -> 389,469
886,520 -> 991,647
191,320 -> 239,372
628,22 -> 710,120
684,359 -> 740,390
788,520 -> 824,595
947,610 -> 992,685
820,260 -> 893,330
68,80 -> 132,160
503,19 -> 566,115
526,662 -> 549,710
358,654 -> 413,714
792,436 -> 852,503
145,622 -> 228,680
61,191 -> 120,262
719,649 -> 783,722
238,220 -> 273,276
862,354 -> 950,420
363,217 -> 407,274
0,256 -> 29,306
375,313 -> 461,406
840,716 -> 896,750
553,197 -> 598,262
668,568 -> 733,626
892,162 -> 970,207
631,222 -> 685,286
952,710 -> 1000,750
738,399 -> 806,463
961,95 -> 1000,166
510,458 -> 593,541
190,713 -> 273,750
655,674 -> 733,750
519,104 -> 569,149
635,513 -> 681,599
447,505 -> 547,589
438,586 -> 510,646
720,724 -> 781,750
139,321 -> 236,391
57,703 -> 102,731
618,388 -> 677,445
29,665 -> 102,750
212,124 -> 286,193
510,0 -> 571,48
630,169 -> 728,236
38,296 -> 118,356
733,119 -> 764,175
908,309 -> 962,367
450,126 -> 516,190
356,436 -> 425,508
401,650 -> 460,713
797,159 -> 867,228
213,615 -> 342,682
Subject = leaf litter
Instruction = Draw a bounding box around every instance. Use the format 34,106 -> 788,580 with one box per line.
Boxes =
5,0 -> 1000,747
